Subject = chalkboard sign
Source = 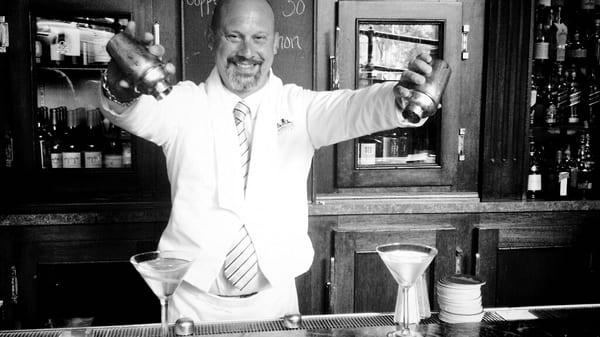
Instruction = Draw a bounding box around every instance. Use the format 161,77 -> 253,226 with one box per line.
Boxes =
181,0 -> 313,89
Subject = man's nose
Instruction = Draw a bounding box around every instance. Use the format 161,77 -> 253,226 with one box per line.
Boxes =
238,39 -> 253,58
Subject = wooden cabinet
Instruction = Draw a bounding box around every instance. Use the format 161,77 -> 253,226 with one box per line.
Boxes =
2,0 -> 176,204
329,220 -> 457,314
474,211 -> 600,308
10,220 -> 164,329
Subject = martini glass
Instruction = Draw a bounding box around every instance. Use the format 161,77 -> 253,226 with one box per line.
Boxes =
376,243 -> 437,337
131,250 -> 194,337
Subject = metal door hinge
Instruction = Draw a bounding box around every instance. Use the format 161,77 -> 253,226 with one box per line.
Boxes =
10,266 -> 18,304
0,16 -> 9,53
458,128 -> 466,161
461,25 -> 470,60
326,257 -> 335,314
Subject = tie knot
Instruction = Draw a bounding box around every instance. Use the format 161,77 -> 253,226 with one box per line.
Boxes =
234,101 -> 250,124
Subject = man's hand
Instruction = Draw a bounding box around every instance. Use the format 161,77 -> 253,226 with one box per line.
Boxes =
104,21 -> 176,102
393,52 -> 433,111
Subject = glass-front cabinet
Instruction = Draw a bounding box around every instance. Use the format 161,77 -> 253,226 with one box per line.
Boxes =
335,1 -> 464,191
4,0 -> 167,204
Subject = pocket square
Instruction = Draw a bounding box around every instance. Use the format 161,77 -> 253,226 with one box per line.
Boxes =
277,118 -> 293,132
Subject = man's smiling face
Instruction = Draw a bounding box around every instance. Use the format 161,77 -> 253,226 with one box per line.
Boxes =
212,0 -> 279,98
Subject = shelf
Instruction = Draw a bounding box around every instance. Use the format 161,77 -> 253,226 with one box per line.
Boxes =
37,66 -> 107,71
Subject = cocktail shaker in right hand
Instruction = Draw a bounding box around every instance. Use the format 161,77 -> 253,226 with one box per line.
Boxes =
399,58 -> 452,124
106,32 -> 172,100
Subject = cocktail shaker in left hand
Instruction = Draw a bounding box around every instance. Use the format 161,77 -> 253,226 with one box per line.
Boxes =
106,32 -> 172,100
399,58 -> 451,124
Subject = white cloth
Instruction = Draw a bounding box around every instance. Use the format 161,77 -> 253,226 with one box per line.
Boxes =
100,68 -> 424,322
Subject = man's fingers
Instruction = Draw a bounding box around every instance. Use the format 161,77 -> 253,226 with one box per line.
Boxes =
416,52 -> 432,64
142,32 -> 155,45
401,70 -> 426,86
125,21 -> 136,36
408,58 -> 432,76
164,63 -> 176,75
148,44 -> 165,57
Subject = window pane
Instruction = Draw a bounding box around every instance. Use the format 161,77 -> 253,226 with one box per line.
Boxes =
356,21 -> 442,169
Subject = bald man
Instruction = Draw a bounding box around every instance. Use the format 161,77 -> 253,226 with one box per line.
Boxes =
100,0 -> 435,321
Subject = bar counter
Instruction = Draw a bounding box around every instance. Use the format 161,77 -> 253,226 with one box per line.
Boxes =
2,304 -> 600,337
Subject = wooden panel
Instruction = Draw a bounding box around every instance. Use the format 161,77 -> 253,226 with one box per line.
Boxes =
480,0 -> 532,200
331,224 -> 456,314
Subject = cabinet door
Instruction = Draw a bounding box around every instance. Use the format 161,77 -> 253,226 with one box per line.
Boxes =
330,223 -> 456,314
336,1 -> 463,190
14,223 -> 162,329
5,0 -> 168,204
474,212 -> 600,308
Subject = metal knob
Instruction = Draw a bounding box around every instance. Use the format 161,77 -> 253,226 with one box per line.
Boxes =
283,313 -> 302,329
174,317 -> 195,336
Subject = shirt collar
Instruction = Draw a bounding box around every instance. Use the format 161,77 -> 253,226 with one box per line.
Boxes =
222,71 -> 272,121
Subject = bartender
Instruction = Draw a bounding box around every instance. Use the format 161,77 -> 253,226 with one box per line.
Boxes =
99,0 -> 437,322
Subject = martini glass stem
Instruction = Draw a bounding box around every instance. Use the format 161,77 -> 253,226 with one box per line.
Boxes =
160,297 -> 169,337
400,287 -> 410,336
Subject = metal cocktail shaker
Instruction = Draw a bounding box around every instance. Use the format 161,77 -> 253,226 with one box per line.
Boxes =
399,58 -> 452,123
106,32 -> 172,100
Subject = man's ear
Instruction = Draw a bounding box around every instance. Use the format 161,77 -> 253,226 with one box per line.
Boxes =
273,31 -> 279,55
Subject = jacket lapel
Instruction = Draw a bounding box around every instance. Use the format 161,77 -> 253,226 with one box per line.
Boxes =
244,75 -> 281,206
205,69 -> 245,212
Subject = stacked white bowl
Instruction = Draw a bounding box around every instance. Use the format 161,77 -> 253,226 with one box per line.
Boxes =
436,274 -> 486,323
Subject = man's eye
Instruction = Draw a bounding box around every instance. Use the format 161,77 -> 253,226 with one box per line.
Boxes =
226,34 -> 240,41
255,36 -> 267,42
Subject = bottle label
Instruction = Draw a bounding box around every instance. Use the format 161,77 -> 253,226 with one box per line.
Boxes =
528,173 -> 542,192
567,48 -> 588,59
359,143 -> 376,165
37,140 -> 49,169
538,0 -> 551,5
50,153 -> 63,168
382,137 -> 400,157
104,154 -> 123,168
4,135 -> 14,168
84,151 -> 102,168
122,142 -> 132,167
62,152 -> 81,168
534,42 -> 550,60
545,104 -> 557,124
558,171 -> 569,196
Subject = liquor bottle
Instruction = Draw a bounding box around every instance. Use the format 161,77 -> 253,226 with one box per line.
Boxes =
589,18 -> 600,64
1,127 -> 14,169
566,66 -> 582,125
103,122 -> 123,168
585,68 -> 600,126
566,30 -> 589,76
550,5 -> 568,62
577,123 -> 595,198
82,109 -> 102,168
534,23 -> 550,61
382,129 -> 400,158
542,82 -> 559,127
527,137 -> 543,199
553,149 -> 571,199
398,131 -> 409,157
553,62 -> 569,123
48,108 -> 63,169
61,109 -> 82,168
35,106 -> 51,169
358,135 -> 377,165
120,128 -> 132,168
564,145 -> 579,196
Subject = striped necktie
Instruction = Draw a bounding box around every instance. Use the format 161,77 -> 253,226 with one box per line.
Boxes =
223,101 -> 258,291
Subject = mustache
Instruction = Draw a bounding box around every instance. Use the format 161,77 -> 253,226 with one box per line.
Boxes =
227,55 -> 263,65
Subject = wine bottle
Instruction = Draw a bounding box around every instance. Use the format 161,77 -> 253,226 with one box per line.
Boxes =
62,109 -> 82,168
83,109 -> 102,169
35,106 -> 51,169
527,138 -> 543,199
49,108 -> 63,169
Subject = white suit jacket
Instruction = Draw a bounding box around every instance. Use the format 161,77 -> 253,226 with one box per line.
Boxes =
100,68 -> 423,293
